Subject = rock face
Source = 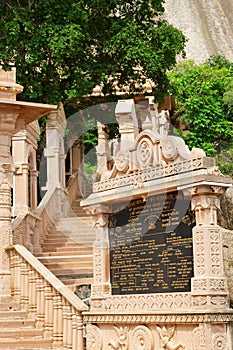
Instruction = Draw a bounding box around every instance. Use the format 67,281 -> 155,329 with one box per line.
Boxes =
222,228 -> 233,303
164,0 -> 233,63
220,187 -> 233,230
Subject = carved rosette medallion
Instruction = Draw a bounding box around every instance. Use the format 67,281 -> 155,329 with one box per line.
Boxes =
86,324 -> 103,350
212,334 -> 227,350
130,325 -> 154,350
161,136 -> 178,161
115,151 -> 129,172
137,138 -> 153,168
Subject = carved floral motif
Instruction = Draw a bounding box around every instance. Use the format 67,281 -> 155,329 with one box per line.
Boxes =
130,325 -> 153,350
191,325 -> 206,350
137,138 -> 153,168
86,324 -> 103,350
212,334 -> 227,350
104,293 -> 192,311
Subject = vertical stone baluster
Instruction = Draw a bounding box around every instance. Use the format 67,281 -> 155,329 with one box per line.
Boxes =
63,298 -> 68,350
40,279 -> 46,328
33,219 -> 42,255
44,283 -> 53,338
57,293 -> 63,346
20,257 -> 25,307
9,249 -> 16,298
21,259 -> 28,310
72,308 -> 77,350
66,303 -> 73,350
76,312 -> 84,350
28,268 -> 37,316
13,253 -> 21,300
36,272 -> 45,328
53,290 -> 59,345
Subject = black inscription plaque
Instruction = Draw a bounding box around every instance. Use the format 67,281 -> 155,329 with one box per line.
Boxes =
108,191 -> 195,295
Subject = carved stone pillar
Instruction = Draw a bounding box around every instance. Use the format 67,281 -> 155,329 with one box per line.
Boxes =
43,105 -> 66,191
115,99 -> 138,151
190,184 -> 229,308
0,112 -> 20,297
12,120 -> 40,216
84,204 -> 111,307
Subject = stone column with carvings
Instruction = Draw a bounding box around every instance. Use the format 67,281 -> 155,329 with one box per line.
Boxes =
84,204 -> 111,308
191,184 -> 229,308
43,104 -> 66,191
0,67 -> 24,296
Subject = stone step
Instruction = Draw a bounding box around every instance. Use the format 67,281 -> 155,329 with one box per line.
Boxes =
0,318 -> 35,328
41,261 -> 93,270
36,248 -> 93,257
38,254 -> 92,264
53,268 -> 93,276
62,276 -> 93,287
0,300 -> 20,311
0,337 -> 53,349
41,241 -> 84,249
0,327 -> 44,338
0,309 -> 28,319
41,245 -> 93,253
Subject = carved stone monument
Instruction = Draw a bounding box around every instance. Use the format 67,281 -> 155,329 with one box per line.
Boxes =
81,98 -> 233,349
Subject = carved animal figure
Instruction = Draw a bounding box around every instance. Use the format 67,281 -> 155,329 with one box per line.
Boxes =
156,325 -> 185,350
108,326 -> 128,350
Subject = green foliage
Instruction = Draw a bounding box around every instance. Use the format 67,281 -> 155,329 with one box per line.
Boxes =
0,0 -> 186,107
216,147 -> 233,177
168,57 -> 233,158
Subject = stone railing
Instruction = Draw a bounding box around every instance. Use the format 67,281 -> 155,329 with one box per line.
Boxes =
12,211 -> 41,255
7,244 -> 88,350
37,185 -> 70,249
66,171 -> 87,205
66,172 -> 81,207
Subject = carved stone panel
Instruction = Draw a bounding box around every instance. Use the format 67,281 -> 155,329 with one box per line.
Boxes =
109,191 -> 195,295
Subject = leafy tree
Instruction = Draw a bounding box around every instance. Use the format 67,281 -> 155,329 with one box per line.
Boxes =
168,57 -> 233,159
0,0 -> 186,109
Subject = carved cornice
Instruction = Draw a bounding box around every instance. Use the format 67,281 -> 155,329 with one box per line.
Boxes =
83,312 -> 233,324
93,157 -> 221,193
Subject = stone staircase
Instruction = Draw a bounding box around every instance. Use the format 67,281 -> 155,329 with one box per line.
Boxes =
0,298 -> 53,349
36,200 -> 95,290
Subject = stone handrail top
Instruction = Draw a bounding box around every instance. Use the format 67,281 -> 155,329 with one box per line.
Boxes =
12,210 -> 41,231
7,244 -> 89,312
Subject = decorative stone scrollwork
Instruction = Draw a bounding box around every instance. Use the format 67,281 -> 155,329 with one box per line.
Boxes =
86,324 -> 103,350
192,295 -> 207,306
115,151 -> 129,173
156,325 -> 185,350
130,325 -> 154,350
137,138 -> 153,168
108,325 -> 129,350
161,137 -> 179,161
212,334 -> 227,350
211,296 -> 227,306
191,325 -> 206,350
161,136 -> 190,162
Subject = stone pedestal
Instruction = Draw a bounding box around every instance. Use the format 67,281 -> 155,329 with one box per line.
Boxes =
0,67 -> 56,297
81,98 -> 233,350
